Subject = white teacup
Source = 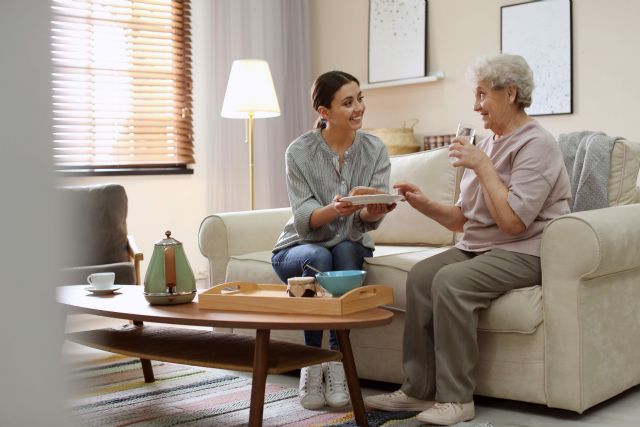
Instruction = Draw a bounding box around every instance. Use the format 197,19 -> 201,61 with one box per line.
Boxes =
87,272 -> 116,290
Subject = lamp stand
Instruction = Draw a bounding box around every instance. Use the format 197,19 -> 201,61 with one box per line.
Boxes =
248,112 -> 255,210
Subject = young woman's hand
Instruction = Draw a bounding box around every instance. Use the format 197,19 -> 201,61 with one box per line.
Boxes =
364,203 -> 397,216
332,195 -> 362,217
360,202 -> 396,222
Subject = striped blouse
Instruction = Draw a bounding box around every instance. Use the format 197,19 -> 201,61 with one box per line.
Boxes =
273,129 -> 391,252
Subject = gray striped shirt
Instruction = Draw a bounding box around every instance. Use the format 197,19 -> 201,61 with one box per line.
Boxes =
273,129 -> 391,252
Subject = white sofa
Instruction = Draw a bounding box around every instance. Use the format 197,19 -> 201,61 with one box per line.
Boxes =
198,140 -> 640,413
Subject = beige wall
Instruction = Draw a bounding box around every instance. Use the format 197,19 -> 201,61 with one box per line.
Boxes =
61,0 -> 640,283
310,0 -> 640,143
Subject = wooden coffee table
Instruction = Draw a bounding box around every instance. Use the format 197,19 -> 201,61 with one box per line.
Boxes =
57,285 -> 393,427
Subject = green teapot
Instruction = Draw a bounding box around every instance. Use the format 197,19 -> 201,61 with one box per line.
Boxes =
143,231 -> 196,305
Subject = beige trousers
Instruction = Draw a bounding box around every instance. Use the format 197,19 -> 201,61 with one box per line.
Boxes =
400,247 -> 541,402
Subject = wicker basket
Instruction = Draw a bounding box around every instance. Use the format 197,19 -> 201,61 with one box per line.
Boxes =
364,119 -> 420,155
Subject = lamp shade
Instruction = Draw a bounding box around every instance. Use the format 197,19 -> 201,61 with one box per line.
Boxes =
221,59 -> 281,119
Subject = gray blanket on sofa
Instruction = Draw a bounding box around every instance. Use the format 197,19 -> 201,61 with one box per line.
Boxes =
558,131 -> 617,212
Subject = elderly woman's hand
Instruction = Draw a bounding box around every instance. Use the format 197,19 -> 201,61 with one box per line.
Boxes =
449,136 -> 491,171
393,181 -> 428,210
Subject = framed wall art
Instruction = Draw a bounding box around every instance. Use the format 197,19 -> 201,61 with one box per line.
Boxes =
368,0 -> 428,84
501,0 -> 573,115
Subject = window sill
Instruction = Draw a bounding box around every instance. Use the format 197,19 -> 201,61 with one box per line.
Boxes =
56,166 -> 194,177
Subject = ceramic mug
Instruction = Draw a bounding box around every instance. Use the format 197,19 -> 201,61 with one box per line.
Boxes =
87,272 -> 115,290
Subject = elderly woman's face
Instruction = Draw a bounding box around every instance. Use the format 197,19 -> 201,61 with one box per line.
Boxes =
473,79 -> 514,133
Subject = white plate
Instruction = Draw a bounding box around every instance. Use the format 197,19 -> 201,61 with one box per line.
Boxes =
341,194 -> 404,206
84,285 -> 122,295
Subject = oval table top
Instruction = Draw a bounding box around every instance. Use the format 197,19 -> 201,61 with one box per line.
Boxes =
57,285 -> 394,330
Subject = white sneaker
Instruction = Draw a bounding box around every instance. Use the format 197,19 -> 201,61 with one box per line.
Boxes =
416,401 -> 475,425
364,389 -> 435,411
299,364 -> 325,409
323,361 -> 350,408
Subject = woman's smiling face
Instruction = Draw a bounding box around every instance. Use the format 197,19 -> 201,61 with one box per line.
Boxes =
322,81 -> 365,130
473,79 -> 513,134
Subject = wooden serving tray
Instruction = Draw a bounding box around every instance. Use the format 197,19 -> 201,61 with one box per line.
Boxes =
198,282 -> 393,316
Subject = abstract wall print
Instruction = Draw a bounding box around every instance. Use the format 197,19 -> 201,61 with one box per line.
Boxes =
368,0 -> 427,84
501,0 -> 572,115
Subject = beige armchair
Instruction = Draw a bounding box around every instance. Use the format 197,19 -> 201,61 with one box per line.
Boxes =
198,139 -> 640,413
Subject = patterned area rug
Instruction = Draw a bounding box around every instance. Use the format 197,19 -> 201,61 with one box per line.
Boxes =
66,356 -> 492,426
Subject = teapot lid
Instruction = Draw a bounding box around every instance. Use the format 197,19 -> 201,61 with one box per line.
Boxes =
155,230 -> 182,246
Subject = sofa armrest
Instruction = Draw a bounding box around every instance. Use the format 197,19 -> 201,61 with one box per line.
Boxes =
198,208 -> 291,286
541,203 -> 640,412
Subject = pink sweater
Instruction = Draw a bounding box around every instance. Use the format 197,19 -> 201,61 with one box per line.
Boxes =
455,120 -> 571,256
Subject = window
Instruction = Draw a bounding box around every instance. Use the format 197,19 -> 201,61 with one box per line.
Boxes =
51,0 -> 193,175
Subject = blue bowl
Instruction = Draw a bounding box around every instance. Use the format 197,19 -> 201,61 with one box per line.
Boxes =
315,270 -> 367,296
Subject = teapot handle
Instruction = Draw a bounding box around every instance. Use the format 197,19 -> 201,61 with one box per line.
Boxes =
164,246 -> 176,293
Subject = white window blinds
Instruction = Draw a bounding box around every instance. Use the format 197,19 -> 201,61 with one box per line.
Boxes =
51,0 -> 193,171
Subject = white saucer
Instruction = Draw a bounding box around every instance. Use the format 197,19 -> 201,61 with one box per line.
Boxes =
84,285 -> 121,295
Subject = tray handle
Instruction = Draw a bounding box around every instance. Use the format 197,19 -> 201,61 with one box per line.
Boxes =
208,281 -> 259,295
340,285 -> 393,303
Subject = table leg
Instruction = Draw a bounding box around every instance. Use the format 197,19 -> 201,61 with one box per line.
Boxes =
249,329 -> 270,427
133,321 -> 155,383
336,330 -> 368,427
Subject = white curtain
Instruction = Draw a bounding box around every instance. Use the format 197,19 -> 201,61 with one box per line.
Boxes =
206,0 -> 312,212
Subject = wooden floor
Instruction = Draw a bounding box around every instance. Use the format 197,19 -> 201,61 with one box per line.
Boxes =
64,314 -> 640,427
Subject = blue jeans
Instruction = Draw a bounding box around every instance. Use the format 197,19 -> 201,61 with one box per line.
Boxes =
272,240 -> 373,350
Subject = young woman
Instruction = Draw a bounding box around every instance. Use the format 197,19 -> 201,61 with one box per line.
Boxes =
272,70 -> 395,410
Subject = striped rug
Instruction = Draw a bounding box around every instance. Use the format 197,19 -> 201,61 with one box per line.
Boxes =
65,355 -> 420,427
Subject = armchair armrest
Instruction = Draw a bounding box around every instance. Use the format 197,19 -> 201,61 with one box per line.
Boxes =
127,235 -> 144,285
198,208 -> 291,286
541,203 -> 640,412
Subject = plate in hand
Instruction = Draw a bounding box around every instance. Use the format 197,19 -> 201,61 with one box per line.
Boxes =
340,194 -> 404,205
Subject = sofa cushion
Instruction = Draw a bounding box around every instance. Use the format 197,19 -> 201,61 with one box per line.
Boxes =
227,251 -> 282,284
477,285 -> 542,334
608,139 -> 640,206
227,246 -> 543,334
366,247 -> 452,311
370,148 -> 456,245
226,246 -> 431,286
367,246 -> 543,333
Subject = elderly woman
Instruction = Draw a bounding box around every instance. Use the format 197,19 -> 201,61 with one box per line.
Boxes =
364,54 -> 572,425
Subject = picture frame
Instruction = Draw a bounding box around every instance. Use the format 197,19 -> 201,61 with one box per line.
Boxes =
501,0 -> 573,115
368,0 -> 428,84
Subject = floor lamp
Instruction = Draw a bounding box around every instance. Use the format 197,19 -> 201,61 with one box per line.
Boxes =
221,59 -> 281,210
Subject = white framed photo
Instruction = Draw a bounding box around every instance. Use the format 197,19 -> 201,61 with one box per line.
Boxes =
368,0 -> 427,84
501,0 -> 573,115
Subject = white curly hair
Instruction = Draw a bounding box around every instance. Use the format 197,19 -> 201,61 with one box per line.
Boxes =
467,54 -> 534,109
